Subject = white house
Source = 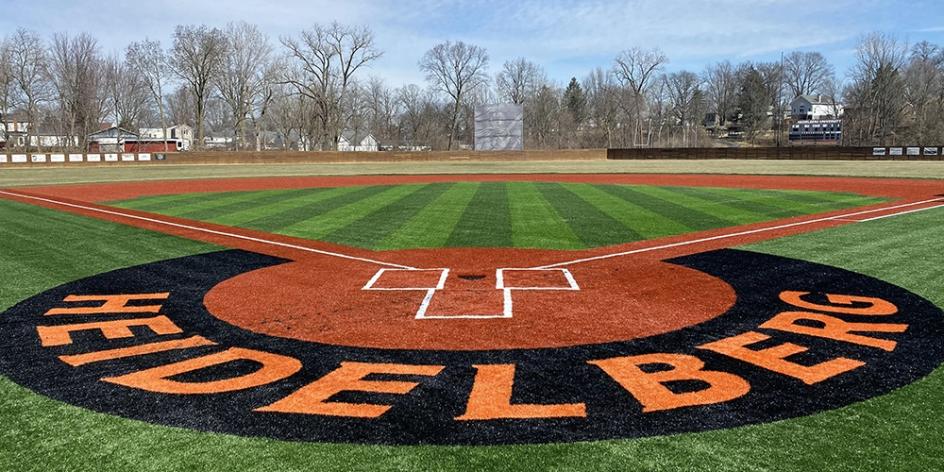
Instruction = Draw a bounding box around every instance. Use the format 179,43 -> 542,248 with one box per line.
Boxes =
791,95 -> 843,120
1,112 -> 30,148
87,126 -> 139,152
139,125 -> 194,151
338,131 -> 379,152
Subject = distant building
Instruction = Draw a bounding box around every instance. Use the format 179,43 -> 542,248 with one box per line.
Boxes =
338,131 -> 379,152
27,132 -> 79,148
138,125 -> 194,151
87,126 -> 139,153
789,119 -> 842,144
791,95 -> 843,120
1,112 -> 31,148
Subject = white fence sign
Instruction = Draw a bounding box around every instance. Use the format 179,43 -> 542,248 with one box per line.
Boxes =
872,147 -> 886,156
31,154 -> 47,163
907,147 -> 921,156
104,153 -> 118,162
889,147 -> 903,156
50,153 -> 65,162
86,153 -> 101,162
12,154 -> 27,163
137,153 -> 151,161
0,154 -> 7,163
924,147 -> 940,156
68,153 -> 84,162
121,153 -> 135,161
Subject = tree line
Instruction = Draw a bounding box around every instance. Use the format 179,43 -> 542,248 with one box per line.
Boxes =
1,24 -> 942,151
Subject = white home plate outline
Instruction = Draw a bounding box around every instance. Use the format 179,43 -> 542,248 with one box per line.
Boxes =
362,268 -> 580,319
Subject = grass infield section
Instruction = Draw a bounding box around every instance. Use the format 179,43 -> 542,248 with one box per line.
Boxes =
0,199 -> 942,471
109,182 -> 883,250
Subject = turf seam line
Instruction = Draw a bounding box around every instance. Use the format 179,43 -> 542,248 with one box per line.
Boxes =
532,197 -> 944,269
0,190 -> 417,270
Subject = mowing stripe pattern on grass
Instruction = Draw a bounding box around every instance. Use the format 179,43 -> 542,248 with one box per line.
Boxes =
109,182 -> 884,250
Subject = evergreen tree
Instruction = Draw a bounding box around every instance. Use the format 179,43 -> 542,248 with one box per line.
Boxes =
563,77 -> 586,125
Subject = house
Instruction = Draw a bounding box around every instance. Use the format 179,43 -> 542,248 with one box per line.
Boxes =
27,133 -> 79,148
138,125 -> 194,151
338,131 -> 379,152
87,126 -> 139,153
791,95 -> 843,120
0,112 -> 31,148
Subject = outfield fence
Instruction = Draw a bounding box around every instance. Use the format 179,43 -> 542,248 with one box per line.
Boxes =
2,146 -> 943,167
607,146 -> 944,161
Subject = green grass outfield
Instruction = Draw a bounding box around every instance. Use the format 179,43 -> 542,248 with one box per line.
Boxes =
109,183 -> 882,250
1,195 -> 943,471
3,159 -> 944,187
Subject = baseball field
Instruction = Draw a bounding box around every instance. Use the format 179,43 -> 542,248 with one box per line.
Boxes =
2,158 -> 943,471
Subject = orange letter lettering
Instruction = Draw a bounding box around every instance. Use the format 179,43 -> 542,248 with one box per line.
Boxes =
103,347 -> 301,394
456,364 -> 586,420
256,362 -> 444,418
762,311 -> 907,351
699,331 -> 864,385
779,291 -> 897,316
45,293 -> 170,316
37,316 -> 182,347
589,353 -> 750,413
59,336 -> 216,367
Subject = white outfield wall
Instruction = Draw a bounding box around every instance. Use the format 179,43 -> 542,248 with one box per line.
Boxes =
0,152 -> 168,166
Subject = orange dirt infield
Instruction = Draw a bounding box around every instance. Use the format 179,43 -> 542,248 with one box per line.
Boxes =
3,174 -> 943,351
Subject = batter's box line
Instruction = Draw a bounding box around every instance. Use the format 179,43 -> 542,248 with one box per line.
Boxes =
362,267 -> 580,320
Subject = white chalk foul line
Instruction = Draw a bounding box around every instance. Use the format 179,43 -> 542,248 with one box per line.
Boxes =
0,190 -> 416,270
533,197 -> 944,269
855,203 -> 944,222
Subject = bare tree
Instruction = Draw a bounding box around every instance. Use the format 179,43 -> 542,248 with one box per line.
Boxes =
215,22 -> 272,150
0,38 -> 14,145
703,61 -> 737,129
170,25 -> 227,149
496,58 -> 544,105
249,61 -> 281,151
9,29 -> 52,151
166,84 -> 194,128
783,51 -> 834,99
48,33 -> 106,149
104,54 -> 151,129
281,22 -> 382,150
665,71 -> 704,147
365,77 -> 398,146
583,67 -> 621,148
526,83 -> 560,148
419,41 -> 489,150
844,33 -> 909,145
902,42 -> 944,143
613,47 -> 667,146
128,39 -> 172,151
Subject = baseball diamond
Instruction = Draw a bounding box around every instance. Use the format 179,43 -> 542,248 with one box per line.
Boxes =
6,3 -> 944,468
2,168 -> 944,464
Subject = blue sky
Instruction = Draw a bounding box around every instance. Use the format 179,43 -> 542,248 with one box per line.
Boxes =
3,0 -> 943,87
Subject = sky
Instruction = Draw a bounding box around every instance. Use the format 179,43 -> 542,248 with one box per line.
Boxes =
3,0 -> 944,87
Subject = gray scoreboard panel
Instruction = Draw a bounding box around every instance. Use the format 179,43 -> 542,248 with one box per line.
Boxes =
475,104 -> 524,151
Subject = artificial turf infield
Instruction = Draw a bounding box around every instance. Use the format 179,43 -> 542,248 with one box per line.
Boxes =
1,188 -> 943,470
107,182 -> 883,250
